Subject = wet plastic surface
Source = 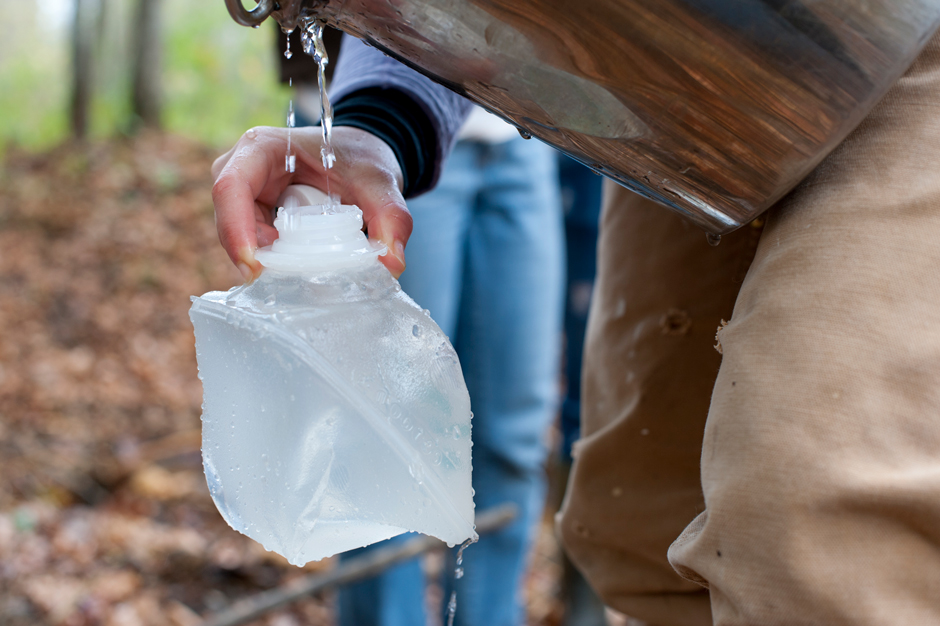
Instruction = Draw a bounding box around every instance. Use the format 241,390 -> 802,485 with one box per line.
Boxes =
190,198 -> 476,565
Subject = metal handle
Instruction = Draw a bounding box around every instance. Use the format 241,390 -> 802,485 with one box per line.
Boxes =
224,0 -> 275,27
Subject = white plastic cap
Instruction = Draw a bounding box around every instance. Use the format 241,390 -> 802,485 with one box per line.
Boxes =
278,184 -> 331,208
255,185 -> 387,272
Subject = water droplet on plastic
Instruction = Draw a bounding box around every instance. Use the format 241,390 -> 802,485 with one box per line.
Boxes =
706,233 -> 722,247
265,294 -> 277,306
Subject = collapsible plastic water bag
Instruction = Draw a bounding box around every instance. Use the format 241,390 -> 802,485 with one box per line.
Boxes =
189,185 -> 476,565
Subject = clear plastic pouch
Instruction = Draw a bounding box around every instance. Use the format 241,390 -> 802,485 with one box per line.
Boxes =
189,186 -> 476,565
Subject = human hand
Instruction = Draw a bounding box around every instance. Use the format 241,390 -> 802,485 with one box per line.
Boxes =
211,126 -> 412,282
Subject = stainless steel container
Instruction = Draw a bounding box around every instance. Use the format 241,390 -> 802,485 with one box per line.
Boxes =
226,0 -> 940,234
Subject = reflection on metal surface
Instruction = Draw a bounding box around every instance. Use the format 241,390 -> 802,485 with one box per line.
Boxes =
225,0 -> 940,234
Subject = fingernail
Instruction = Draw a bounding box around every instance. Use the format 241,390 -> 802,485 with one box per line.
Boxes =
379,240 -> 406,279
236,246 -> 261,283
392,240 -> 405,278
237,262 -> 253,283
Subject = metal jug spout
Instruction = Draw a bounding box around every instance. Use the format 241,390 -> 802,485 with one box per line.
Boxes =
224,0 -> 312,33
223,0 -> 940,235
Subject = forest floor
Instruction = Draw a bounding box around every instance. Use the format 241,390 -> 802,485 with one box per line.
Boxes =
0,133 -> 566,626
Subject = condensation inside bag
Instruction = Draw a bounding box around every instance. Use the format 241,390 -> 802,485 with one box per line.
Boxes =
189,190 -> 476,565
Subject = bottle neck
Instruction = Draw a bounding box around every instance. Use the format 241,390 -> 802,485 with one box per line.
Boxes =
255,189 -> 387,273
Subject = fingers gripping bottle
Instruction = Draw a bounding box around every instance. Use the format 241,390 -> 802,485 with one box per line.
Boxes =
189,185 -> 476,565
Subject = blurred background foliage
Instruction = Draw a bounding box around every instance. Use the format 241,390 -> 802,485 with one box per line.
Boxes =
0,0 -> 290,156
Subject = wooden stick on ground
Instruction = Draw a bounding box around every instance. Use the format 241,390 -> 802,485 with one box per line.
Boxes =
200,503 -> 519,626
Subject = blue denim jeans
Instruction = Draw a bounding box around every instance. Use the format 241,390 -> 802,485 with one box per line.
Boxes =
558,155 -> 603,461
338,136 -> 565,626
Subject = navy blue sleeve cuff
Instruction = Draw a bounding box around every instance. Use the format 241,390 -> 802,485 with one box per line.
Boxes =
330,87 -> 437,199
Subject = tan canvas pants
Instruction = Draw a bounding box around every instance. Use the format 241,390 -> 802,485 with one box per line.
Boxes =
558,33 -> 940,626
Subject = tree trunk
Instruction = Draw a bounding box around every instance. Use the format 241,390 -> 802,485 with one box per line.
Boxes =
70,0 -> 101,138
131,0 -> 162,129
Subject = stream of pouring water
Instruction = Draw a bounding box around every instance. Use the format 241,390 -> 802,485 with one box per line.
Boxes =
301,20 -> 337,204
446,537 -> 477,626
281,23 -> 335,200
286,77 -> 296,173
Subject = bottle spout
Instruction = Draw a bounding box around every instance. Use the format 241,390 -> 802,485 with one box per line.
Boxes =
254,184 -> 387,272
